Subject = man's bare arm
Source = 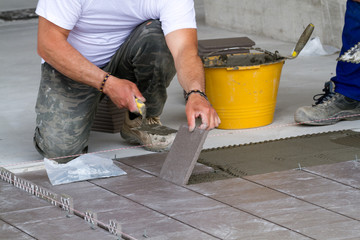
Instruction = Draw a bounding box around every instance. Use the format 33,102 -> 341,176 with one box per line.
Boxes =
165,28 -> 220,131
37,16 -> 144,112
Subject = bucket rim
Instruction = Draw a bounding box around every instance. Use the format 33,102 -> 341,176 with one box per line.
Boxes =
202,52 -> 286,69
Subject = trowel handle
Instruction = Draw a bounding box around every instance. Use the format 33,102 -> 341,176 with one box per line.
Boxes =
292,23 -> 315,58
135,98 -> 146,117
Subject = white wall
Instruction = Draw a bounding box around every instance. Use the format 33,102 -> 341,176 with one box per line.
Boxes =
0,0 -> 39,11
203,0 -> 347,48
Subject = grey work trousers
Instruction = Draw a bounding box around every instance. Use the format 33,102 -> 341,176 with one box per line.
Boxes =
34,20 -> 176,160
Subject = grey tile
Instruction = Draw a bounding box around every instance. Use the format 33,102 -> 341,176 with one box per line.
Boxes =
301,219 -> 360,240
244,169 -> 322,196
97,206 -> 165,225
17,215 -> 116,240
0,183 -> 49,213
187,178 -> 255,197
98,176 -> 224,216
54,185 -> 135,214
237,196 -> 318,219
96,202 -> 217,239
0,206 -> 65,225
116,152 -> 214,176
245,169 -> 360,220
175,207 -> 308,240
160,124 -> 209,185
116,152 -> 167,169
0,220 -> 35,240
143,228 -> 219,240
187,177 -> 317,217
307,160 -> 360,188
264,207 -> 351,230
91,162 -> 157,189
127,185 -> 223,216
121,216 -> 217,240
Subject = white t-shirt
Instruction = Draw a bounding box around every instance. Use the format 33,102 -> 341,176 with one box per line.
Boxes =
36,0 -> 197,67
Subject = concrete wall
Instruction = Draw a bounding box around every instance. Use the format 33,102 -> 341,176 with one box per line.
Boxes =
204,0 -> 347,48
194,0 -> 205,21
0,0 -> 38,11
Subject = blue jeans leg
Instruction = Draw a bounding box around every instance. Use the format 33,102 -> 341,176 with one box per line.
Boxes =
332,0 -> 360,101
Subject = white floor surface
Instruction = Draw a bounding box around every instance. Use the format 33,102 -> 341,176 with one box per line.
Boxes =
1,18 -> 360,171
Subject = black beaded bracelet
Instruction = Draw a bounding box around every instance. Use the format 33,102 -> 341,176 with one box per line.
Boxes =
185,89 -> 209,102
99,73 -> 111,92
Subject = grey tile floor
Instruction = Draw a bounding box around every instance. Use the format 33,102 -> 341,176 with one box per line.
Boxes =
2,155 -> 360,239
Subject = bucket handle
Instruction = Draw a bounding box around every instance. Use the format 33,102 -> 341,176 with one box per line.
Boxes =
227,65 -> 261,71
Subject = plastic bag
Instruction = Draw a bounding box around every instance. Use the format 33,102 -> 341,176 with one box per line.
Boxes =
299,36 -> 339,56
44,154 -> 127,185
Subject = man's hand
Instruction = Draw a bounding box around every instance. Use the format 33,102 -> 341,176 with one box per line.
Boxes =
102,76 -> 145,113
185,93 -> 220,131
37,16 -> 144,114
165,28 -> 220,131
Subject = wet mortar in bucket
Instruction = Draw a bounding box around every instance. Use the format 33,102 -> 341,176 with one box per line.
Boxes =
203,52 -> 285,129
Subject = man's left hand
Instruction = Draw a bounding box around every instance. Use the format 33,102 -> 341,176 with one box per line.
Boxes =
185,93 -> 220,131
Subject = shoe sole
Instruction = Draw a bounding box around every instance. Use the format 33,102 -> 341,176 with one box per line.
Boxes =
120,125 -> 177,152
295,110 -> 360,125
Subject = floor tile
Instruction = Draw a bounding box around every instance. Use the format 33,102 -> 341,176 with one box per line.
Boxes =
143,228 -> 219,240
307,160 -> 360,188
116,152 -> 214,176
0,206 -> 65,225
121,216 -> 217,240
245,169 -> 360,220
0,220 -> 35,240
175,207 -> 309,240
159,124 -> 209,185
300,219 -> 360,240
187,178 -> 256,197
97,176 -> 224,216
116,152 -> 167,169
17,216 -> 115,240
0,182 -> 50,213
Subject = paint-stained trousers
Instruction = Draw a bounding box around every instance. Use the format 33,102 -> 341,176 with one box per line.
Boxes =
34,20 -> 176,160
332,0 -> 360,101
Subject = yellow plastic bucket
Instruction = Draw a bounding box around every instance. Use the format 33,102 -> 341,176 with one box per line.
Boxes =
204,53 -> 285,129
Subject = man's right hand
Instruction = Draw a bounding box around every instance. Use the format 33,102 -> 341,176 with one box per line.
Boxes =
102,75 -> 146,113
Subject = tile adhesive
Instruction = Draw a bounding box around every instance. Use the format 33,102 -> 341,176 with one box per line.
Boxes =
189,130 -> 360,184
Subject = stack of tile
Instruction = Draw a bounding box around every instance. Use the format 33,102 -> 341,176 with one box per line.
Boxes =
91,96 -> 125,133
198,37 -> 255,58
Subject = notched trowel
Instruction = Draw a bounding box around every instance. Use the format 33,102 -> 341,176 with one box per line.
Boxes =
337,42 -> 360,64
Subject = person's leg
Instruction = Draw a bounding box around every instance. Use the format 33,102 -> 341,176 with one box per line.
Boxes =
103,20 -> 178,152
294,1 -> 360,125
332,0 -> 360,101
103,20 -> 176,117
34,63 -> 101,162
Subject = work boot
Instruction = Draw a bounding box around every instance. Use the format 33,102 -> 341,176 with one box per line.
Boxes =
120,111 -> 177,152
294,81 -> 360,125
